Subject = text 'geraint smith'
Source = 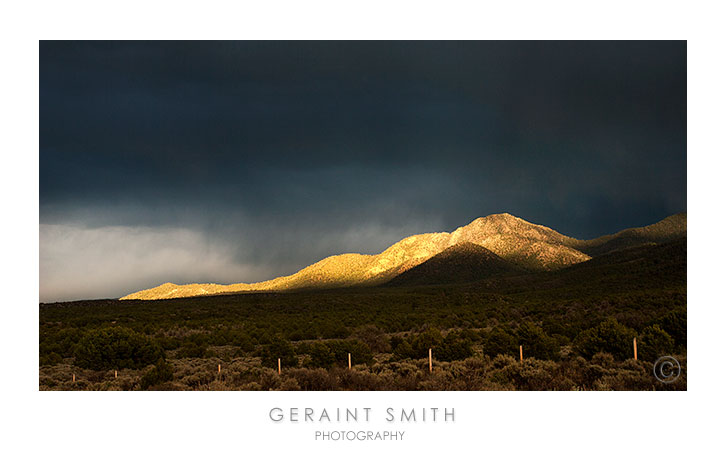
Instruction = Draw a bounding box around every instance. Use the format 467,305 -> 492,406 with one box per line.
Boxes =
269,407 -> 455,423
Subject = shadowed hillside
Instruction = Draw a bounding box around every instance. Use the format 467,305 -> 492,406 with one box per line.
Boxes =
387,242 -> 522,287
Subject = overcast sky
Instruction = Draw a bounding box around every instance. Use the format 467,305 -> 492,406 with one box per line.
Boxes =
39,41 -> 686,302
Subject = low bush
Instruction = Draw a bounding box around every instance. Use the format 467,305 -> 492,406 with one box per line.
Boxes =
352,325 -> 391,353
638,325 -> 675,362
140,360 -> 174,390
655,309 -> 687,348
259,337 -> 298,369
482,326 -> 517,358
305,342 -> 335,368
176,341 -> 213,359
575,318 -> 638,360
437,331 -> 474,361
516,323 -> 560,361
326,339 -> 373,366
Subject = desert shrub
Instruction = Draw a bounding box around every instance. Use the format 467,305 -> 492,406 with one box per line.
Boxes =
140,359 -> 174,390
491,353 -> 518,369
575,318 -> 638,360
294,343 -> 313,356
325,339 -> 373,366
593,359 -> 654,391
336,368 -> 386,391
286,368 -> 338,390
51,327 -> 84,357
459,328 -> 480,342
352,325 -> 391,353
482,326 -> 517,358
437,331 -> 474,361
543,319 -> 578,339
176,341 -> 213,359
558,356 -> 601,388
318,322 -> 350,339
156,336 -> 181,351
492,358 -> 561,390
389,335 -> 405,351
418,370 -> 458,391
74,327 -> 164,370
590,352 -> 615,368
179,363 -> 217,388
420,358 -> 503,391
655,309 -> 686,348
224,329 -> 255,351
279,377 -> 302,390
638,325 -> 675,362
516,323 -> 560,360
410,328 -> 444,358
306,342 -> 335,368
40,352 -> 63,366
392,339 -> 414,359
259,337 -> 298,369
258,369 -> 283,390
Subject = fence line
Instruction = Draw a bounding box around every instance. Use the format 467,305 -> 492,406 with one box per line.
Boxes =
205,338 -> 648,377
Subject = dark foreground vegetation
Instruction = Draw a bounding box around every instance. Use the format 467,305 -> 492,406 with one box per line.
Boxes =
39,239 -> 687,390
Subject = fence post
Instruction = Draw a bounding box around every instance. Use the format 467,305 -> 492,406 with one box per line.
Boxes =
348,353 -> 351,370
72,373 -> 75,382
428,348 -> 433,372
114,370 -> 117,379
278,358 -> 281,375
633,337 -> 638,360
519,345 -> 523,363
218,364 -> 221,375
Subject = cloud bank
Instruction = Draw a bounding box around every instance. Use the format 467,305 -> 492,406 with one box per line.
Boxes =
39,41 -> 686,301
39,224 -> 272,301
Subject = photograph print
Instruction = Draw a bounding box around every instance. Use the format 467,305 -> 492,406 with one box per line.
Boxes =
39,40 -> 687,391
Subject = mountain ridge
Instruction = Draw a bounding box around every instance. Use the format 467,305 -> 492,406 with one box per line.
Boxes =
121,212 -> 686,300
568,213 -> 687,257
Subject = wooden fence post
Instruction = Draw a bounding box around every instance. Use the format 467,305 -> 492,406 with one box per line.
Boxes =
633,337 -> 638,360
72,373 -> 75,382
348,353 -> 351,370
428,348 -> 433,372
278,358 -> 281,375
519,345 -> 523,363
218,364 -> 221,375
114,370 -> 117,379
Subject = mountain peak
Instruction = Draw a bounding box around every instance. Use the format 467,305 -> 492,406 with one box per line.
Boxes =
466,212 -> 521,225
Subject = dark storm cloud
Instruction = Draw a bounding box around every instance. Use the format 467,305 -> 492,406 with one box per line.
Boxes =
39,41 -> 686,301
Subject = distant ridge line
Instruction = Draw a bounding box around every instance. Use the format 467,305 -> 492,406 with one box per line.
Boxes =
120,212 -> 686,300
